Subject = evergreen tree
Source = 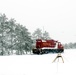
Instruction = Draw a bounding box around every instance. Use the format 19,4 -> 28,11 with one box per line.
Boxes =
43,31 -> 51,40
7,19 -> 16,54
32,28 -> 42,39
14,24 -> 32,54
0,13 -> 33,55
0,14 -> 7,55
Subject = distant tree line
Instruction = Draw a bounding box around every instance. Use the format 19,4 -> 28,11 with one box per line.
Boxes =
64,42 -> 76,49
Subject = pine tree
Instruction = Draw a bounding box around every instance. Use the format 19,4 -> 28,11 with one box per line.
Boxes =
0,14 -> 7,55
43,31 -> 51,40
0,13 -> 33,55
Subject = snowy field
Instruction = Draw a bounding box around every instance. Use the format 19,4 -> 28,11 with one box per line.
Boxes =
0,49 -> 76,75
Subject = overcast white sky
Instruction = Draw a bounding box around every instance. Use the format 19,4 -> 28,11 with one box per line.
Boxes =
0,0 -> 76,44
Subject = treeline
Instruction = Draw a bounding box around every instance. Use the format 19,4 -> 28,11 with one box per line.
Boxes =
0,14 -> 32,55
64,42 -> 76,49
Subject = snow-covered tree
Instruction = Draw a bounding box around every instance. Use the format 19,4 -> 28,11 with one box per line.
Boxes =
32,28 -> 42,39
0,14 -> 8,55
14,24 -> 32,55
0,13 -> 33,55
43,31 -> 51,40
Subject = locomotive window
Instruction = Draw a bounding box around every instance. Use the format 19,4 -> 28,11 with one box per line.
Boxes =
37,41 -> 41,42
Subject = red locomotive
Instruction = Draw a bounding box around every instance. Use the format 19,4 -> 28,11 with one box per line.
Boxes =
32,39 -> 64,54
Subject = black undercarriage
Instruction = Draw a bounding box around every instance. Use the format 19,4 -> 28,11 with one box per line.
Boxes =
32,48 -> 64,54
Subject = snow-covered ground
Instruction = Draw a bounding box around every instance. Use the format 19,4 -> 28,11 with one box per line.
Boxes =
0,49 -> 76,75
